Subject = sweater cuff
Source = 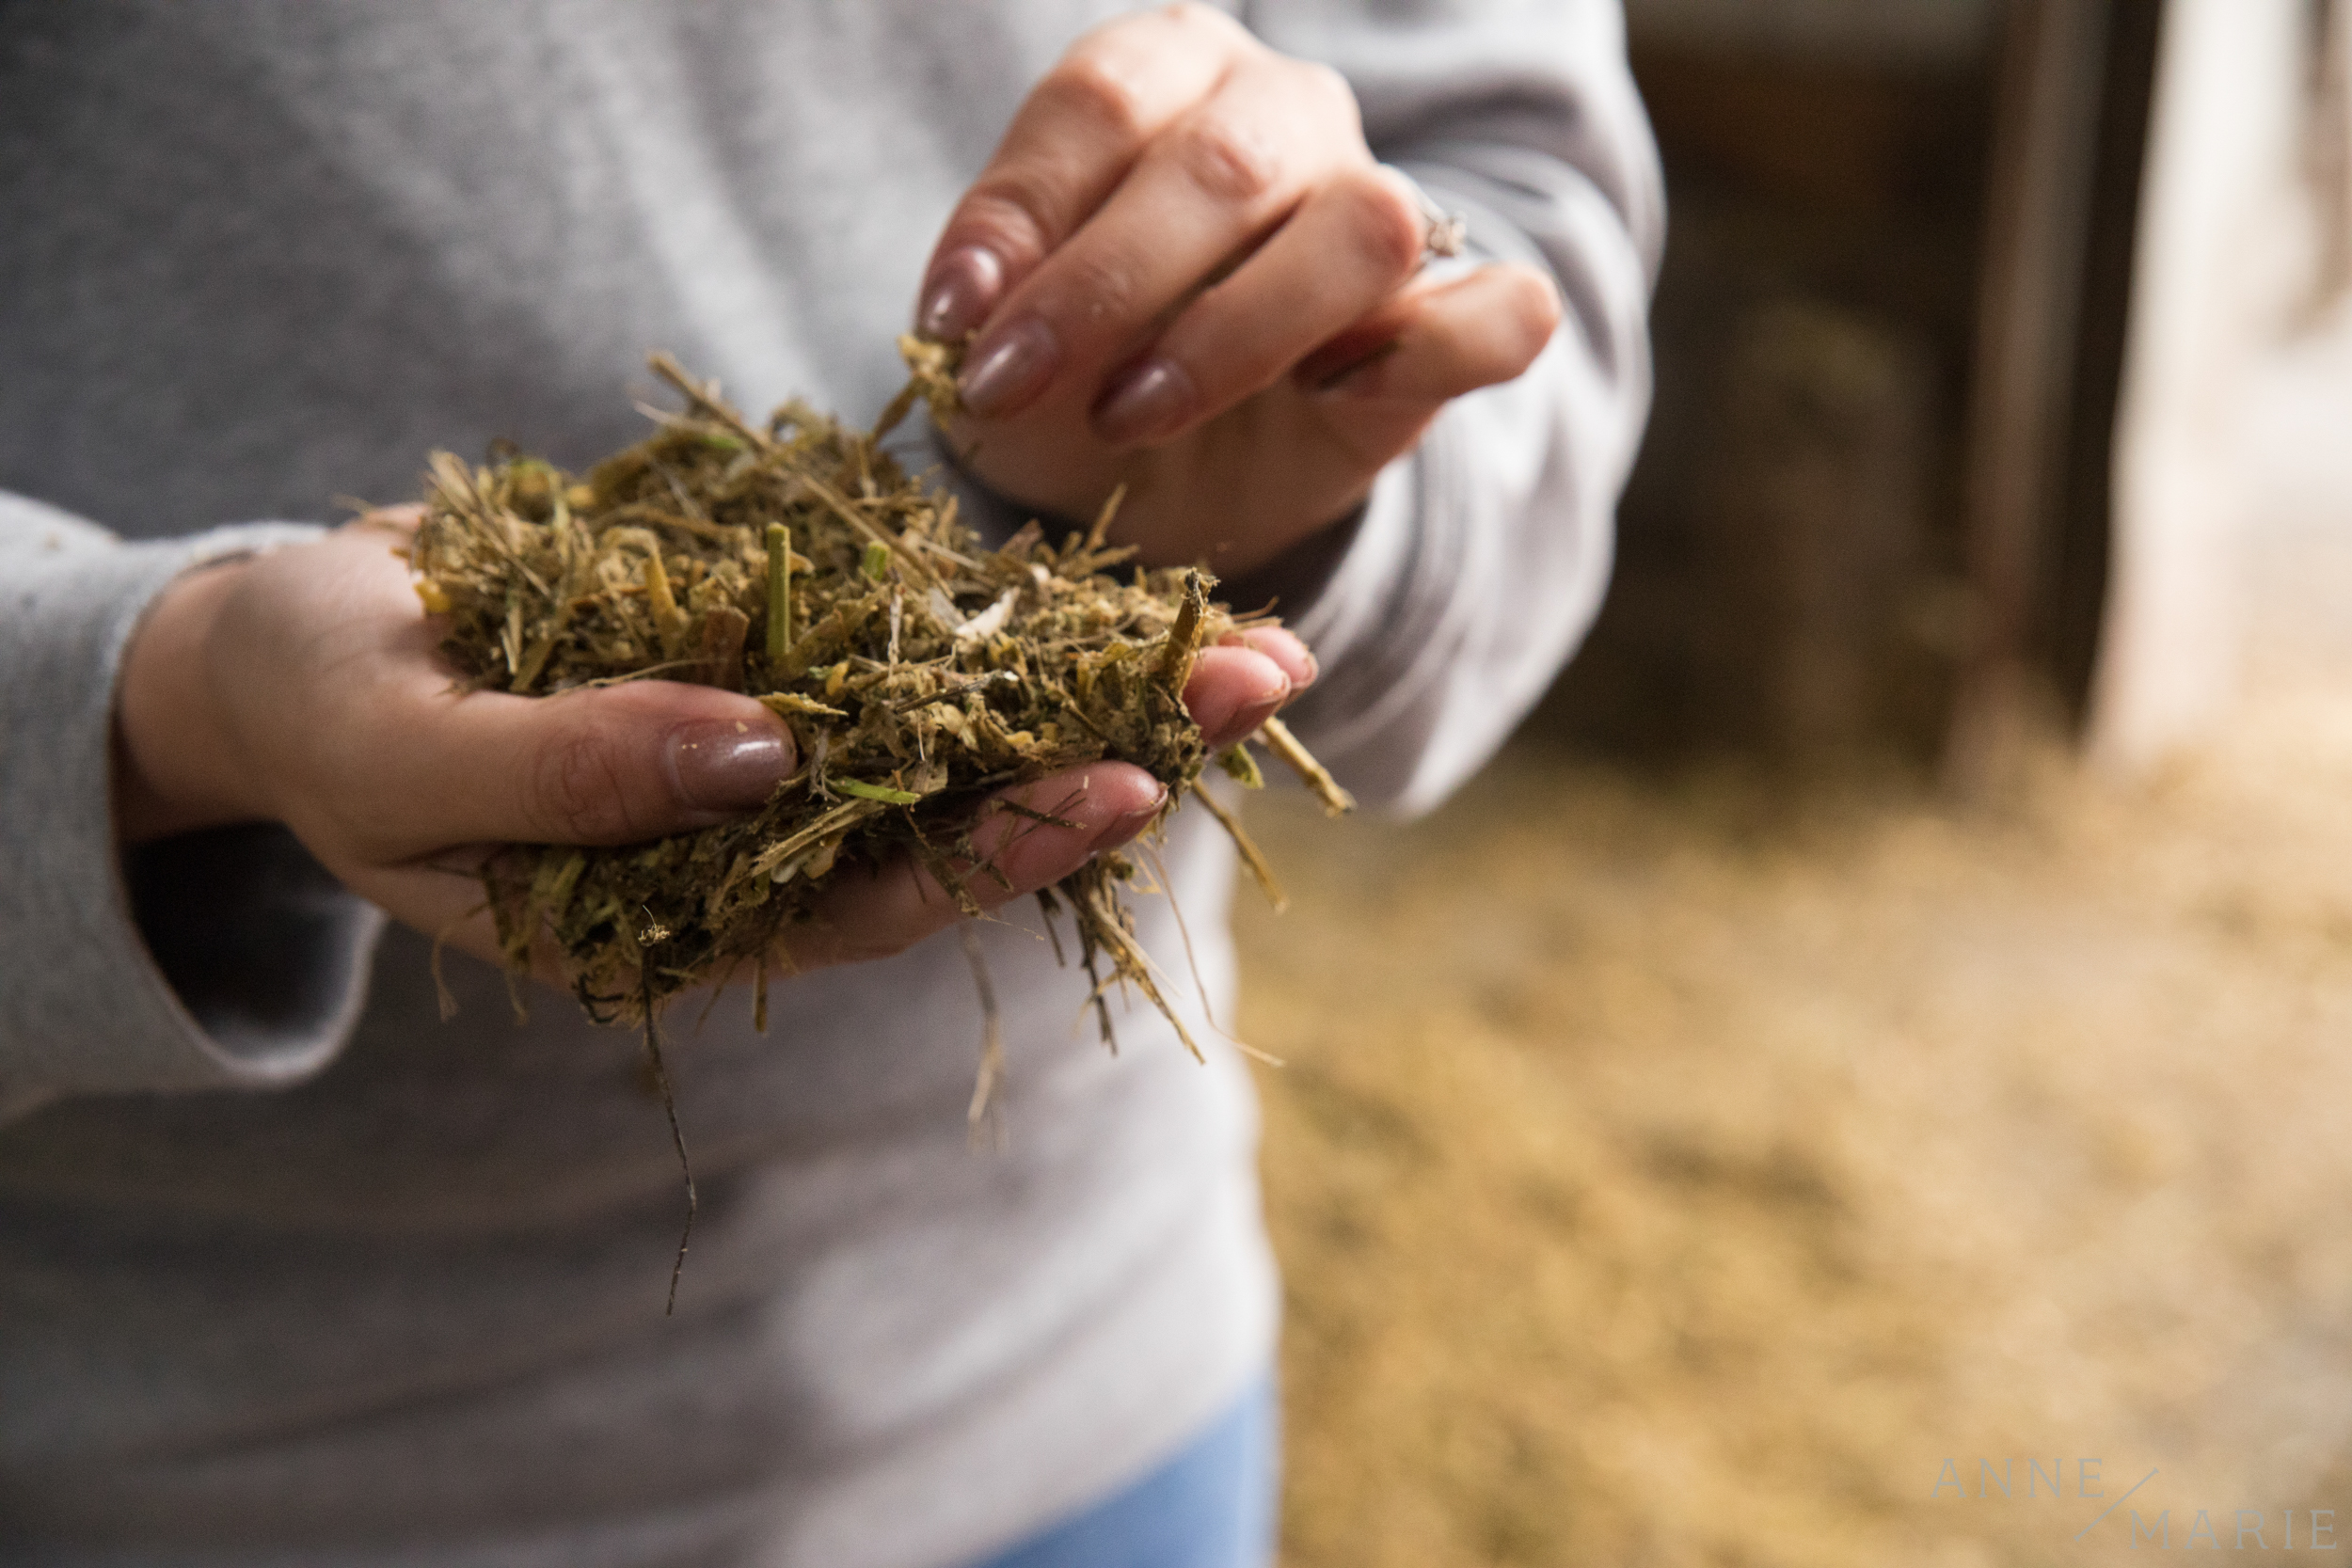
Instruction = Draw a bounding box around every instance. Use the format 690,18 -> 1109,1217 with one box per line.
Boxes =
1271,442 -> 1433,768
0,508 -> 384,1116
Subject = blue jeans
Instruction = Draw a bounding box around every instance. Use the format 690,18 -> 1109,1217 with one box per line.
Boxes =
969,1375 -> 1279,1568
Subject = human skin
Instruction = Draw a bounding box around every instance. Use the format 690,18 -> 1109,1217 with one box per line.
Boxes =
112,3 -> 1556,976
915,3 -> 1565,578
112,515 -> 1311,975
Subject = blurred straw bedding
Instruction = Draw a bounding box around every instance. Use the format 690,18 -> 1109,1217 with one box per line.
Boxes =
1244,666 -> 2352,1566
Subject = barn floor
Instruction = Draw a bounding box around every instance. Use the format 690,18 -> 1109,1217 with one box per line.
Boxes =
1239,407 -> 2352,1564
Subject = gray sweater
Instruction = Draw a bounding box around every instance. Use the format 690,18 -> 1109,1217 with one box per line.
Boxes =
0,4 -> 1660,1564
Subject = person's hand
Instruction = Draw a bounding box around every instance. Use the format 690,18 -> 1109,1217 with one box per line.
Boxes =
112,512 -> 1314,979
914,3 -> 1563,580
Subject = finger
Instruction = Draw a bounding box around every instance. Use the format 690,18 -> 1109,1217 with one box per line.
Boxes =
325,673 -> 799,863
408,634 -> 1308,859
1286,262 -> 1563,474
337,852 -> 513,972
1183,642 -> 1294,751
368,763 -> 1166,983
352,501 -> 425,535
956,55 -> 1364,421
1218,626 -> 1317,698
255,531 -> 803,855
786,762 -> 1167,968
1307,261 -> 1563,404
915,6 -> 1250,342
1090,165 -> 1424,446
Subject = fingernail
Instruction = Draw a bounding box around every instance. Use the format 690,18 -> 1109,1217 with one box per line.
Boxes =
1233,628 -> 1319,694
917,245 -> 1003,341
958,316 -> 1059,419
670,720 -> 793,813
1104,783 -> 1170,842
1092,356 -> 1197,445
1189,653 -> 1293,744
1222,690 -> 1289,746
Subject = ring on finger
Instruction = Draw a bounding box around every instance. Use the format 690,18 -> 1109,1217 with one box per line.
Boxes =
1382,165 -> 1468,265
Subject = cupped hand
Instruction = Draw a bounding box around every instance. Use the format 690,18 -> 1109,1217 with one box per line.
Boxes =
113,513 -> 1313,980
914,3 -> 1563,579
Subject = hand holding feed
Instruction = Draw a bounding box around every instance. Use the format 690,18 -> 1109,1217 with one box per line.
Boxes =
112,515 -> 1313,978
915,3 -> 1563,579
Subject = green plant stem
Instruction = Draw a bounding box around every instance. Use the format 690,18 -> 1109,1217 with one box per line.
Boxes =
766,522 -> 790,662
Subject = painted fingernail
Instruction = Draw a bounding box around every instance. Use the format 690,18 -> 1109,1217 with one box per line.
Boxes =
1223,694 -> 1288,747
670,721 -> 793,813
958,316 -> 1059,419
1233,629 -> 1319,694
1190,655 -> 1292,744
1092,356 -> 1197,445
917,245 -> 1003,341
1104,783 -> 1170,842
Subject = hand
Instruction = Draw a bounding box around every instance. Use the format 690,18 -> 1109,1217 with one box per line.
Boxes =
113,512 -> 1314,979
914,3 -> 1563,580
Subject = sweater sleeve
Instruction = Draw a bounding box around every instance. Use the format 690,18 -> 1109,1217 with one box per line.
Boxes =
0,494 -> 384,1122
1242,0 -> 1662,816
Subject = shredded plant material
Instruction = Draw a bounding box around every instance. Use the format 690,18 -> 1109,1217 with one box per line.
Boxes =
407,344 -> 1349,1047
406,343 -> 1356,1310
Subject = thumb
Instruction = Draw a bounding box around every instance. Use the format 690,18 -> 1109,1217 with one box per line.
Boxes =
337,678 -> 797,861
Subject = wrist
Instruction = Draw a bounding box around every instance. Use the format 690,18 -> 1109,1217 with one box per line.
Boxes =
113,558 -> 267,846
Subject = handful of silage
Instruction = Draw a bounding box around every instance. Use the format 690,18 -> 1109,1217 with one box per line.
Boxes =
405,347 -> 1351,1053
